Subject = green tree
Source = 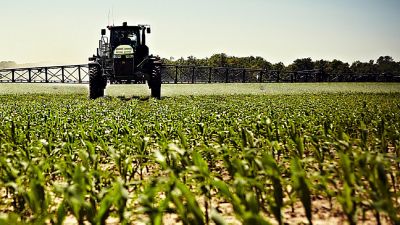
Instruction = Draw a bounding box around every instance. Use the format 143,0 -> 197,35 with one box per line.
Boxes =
350,60 -> 377,75
290,58 -> 314,71
314,59 -> 329,71
376,56 -> 397,74
208,53 -> 228,67
272,62 -> 286,72
186,55 -> 198,65
327,59 -> 351,74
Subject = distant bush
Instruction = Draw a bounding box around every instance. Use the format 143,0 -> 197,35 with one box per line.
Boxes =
0,61 -> 17,69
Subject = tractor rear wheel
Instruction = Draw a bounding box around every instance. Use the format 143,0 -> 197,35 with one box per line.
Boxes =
149,57 -> 162,99
89,63 -> 106,99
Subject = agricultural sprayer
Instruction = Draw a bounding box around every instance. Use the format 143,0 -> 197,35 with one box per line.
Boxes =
88,22 -> 162,99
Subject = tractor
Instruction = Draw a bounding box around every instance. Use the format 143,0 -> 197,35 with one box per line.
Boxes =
88,22 -> 162,99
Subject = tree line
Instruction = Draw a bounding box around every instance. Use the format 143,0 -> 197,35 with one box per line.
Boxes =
2,55 -> 400,76
162,54 -> 400,76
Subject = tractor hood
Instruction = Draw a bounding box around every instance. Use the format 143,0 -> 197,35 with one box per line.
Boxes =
113,45 -> 134,58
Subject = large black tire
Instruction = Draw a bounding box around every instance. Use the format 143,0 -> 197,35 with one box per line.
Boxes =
89,63 -> 106,99
151,83 -> 161,99
148,57 -> 162,99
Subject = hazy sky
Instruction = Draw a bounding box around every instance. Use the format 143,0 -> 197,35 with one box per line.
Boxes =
1,0 -> 399,65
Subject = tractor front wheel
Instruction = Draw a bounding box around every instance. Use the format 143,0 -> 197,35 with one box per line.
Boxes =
151,83 -> 161,99
149,57 -> 162,99
89,63 -> 106,99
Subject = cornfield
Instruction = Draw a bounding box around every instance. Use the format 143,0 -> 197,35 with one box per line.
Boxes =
0,91 -> 399,224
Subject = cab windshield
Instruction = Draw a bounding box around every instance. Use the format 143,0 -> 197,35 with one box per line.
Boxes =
110,30 -> 139,48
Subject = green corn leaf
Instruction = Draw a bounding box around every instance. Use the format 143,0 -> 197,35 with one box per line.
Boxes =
175,180 -> 205,225
211,209 -> 227,225
192,151 -> 209,176
290,157 -> 312,225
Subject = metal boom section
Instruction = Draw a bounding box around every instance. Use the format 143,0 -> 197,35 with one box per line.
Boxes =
0,64 -> 398,83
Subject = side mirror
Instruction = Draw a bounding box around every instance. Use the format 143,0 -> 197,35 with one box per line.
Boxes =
146,27 -> 151,34
101,29 -> 106,36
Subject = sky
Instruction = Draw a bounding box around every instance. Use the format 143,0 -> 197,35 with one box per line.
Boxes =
1,0 -> 399,65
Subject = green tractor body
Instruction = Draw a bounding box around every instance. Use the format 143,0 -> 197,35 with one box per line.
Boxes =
88,22 -> 162,99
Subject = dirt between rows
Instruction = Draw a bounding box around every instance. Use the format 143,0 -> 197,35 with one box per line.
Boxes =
2,157 -> 398,224
0,175 -> 395,224
59,194 -> 394,225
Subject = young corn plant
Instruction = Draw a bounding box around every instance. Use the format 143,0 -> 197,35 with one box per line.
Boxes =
337,153 -> 357,225
259,153 -> 284,225
290,157 -> 313,225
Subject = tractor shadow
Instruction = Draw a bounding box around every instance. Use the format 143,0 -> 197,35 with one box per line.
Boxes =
115,95 -> 169,101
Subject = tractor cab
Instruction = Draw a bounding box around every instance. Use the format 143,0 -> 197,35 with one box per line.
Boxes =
106,22 -> 150,82
109,25 -> 140,50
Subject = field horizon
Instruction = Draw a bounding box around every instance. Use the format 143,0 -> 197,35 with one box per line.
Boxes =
0,82 -> 399,97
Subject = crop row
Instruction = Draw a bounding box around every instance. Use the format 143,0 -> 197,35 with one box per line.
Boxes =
0,93 -> 399,224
